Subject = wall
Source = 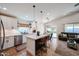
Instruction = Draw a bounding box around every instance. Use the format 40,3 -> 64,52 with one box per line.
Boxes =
31,17 -> 45,34
46,13 -> 79,35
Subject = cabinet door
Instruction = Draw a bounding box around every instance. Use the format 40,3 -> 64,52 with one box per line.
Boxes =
23,35 -> 27,43
8,17 -> 17,29
27,38 -> 35,55
1,16 -> 10,29
1,16 -> 17,29
8,36 -> 14,48
3,36 -> 14,49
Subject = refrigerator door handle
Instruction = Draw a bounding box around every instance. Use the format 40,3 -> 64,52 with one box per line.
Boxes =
1,19 -> 5,51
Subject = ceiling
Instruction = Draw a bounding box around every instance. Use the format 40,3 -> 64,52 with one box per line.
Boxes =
0,3 -> 76,22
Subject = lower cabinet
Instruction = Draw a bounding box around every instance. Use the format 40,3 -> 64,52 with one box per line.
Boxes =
23,35 -> 27,43
3,36 -> 14,49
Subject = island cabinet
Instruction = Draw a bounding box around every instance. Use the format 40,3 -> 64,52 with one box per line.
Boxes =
26,34 -> 50,56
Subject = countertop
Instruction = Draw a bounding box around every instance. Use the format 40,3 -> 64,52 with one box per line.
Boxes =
26,33 -> 50,40
0,29 -> 22,37
1,34 -> 22,37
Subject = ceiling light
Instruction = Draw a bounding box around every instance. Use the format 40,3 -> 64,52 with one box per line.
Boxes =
0,6 -> 1,9
25,16 -> 28,18
47,13 -> 50,16
74,3 -> 79,7
3,7 -> 7,10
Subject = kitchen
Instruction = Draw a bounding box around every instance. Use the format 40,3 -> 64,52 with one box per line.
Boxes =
0,3 -> 78,56
0,14 -> 50,56
0,4 -> 51,56
0,12 -> 28,56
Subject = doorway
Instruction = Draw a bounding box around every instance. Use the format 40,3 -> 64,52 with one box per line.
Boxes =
46,26 -> 57,38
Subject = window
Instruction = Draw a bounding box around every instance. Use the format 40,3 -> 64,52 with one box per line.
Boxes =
17,27 -> 29,34
64,23 -> 79,33
65,24 -> 74,32
74,24 -> 79,33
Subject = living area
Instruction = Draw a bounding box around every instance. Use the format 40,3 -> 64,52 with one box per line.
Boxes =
45,7 -> 79,55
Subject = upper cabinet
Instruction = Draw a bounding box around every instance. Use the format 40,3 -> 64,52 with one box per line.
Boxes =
0,16 -> 17,29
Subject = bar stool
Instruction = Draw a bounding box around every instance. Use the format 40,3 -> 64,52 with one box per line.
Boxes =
47,33 -> 53,48
37,38 -> 48,55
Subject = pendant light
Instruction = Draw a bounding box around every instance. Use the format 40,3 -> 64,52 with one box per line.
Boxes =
33,5 -> 36,21
40,10 -> 43,22
32,5 -> 37,30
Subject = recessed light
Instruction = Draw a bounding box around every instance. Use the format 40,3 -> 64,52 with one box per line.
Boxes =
47,13 -> 50,16
3,7 -> 7,10
0,6 -> 1,9
25,16 -> 28,18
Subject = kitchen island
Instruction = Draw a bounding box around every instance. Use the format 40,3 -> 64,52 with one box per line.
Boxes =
26,33 -> 50,56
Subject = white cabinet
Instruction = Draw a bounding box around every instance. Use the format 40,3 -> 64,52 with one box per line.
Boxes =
27,38 -> 35,55
0,16 -> 17,29
3,36 -> 14,49
23,35 -> 27,43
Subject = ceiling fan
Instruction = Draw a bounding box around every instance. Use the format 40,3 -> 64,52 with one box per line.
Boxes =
74,3 -> 79,7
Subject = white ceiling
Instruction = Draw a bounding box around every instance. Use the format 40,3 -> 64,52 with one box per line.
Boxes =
0,3 -> 76,22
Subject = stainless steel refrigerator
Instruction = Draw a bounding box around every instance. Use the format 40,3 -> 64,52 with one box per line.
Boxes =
0,18 -> 5,55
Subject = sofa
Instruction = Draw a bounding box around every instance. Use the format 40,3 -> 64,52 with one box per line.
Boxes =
58,32 -> 79,43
